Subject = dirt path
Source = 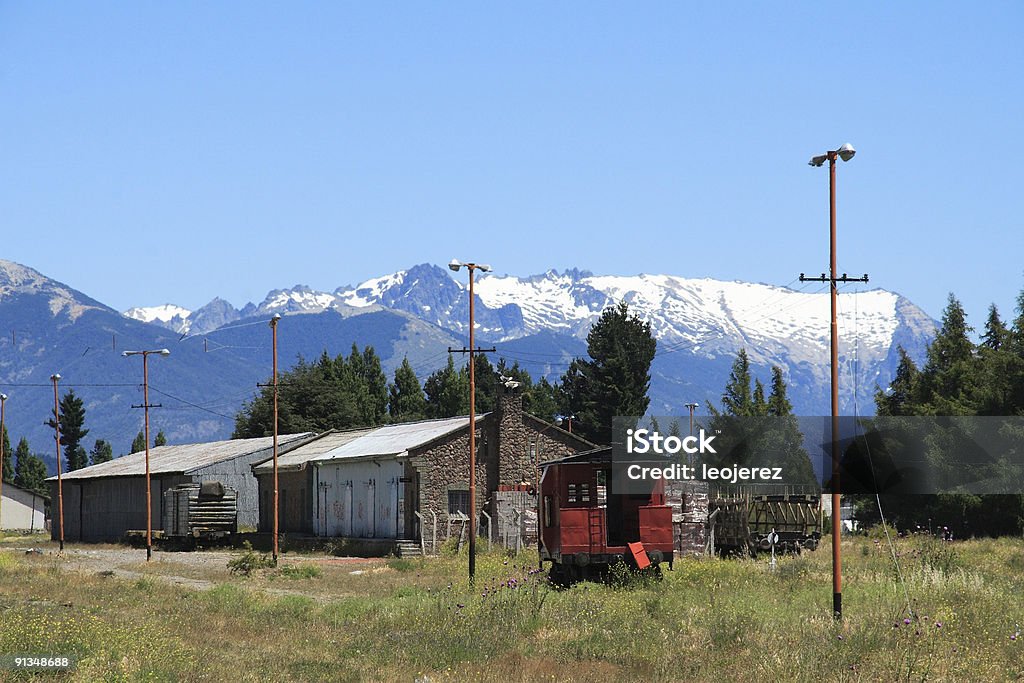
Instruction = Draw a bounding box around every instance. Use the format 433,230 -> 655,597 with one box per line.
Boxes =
5,545 -> 372,602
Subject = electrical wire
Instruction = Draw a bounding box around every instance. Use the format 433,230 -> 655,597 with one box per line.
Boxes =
845,283 -> 914,619
147,386 -> 237,420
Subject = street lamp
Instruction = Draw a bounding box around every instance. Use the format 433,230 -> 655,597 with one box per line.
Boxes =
269,314 -> 281,562
123,349 -> 170,561
448,258 -> 491,582
50,374 -> 65,551
806,142 -> 858,620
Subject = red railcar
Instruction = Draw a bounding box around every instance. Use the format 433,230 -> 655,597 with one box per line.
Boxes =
539,447 -> 674,582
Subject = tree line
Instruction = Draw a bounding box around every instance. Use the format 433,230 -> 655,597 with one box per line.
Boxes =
854,288 -> 1024,535
235,302 -> 657,445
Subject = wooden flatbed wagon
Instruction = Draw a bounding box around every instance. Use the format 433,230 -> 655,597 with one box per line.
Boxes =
162,481 -> 238,541
710,493 -> 821,555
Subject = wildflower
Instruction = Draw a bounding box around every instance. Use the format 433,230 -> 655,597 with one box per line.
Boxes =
903,618 -> 912,625
935,622 -> 942,628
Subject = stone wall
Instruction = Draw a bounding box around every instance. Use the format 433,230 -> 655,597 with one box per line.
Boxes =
665,480 -> 710,556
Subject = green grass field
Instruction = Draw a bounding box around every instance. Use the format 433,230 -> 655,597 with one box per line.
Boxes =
2,533 -> 1024,681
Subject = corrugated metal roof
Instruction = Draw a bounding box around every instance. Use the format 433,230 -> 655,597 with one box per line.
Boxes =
252,428 -> 376,473
47,433 -> 312,481
314,415 -> 484,464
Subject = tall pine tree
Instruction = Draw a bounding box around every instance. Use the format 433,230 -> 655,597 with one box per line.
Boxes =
559,302 -> 656,445
13,437 -> 47,495
46,389 -> 89,471
389,357 -> 427,422
90,439 -> 113,465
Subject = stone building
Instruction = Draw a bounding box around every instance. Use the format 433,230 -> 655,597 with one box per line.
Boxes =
252,387 -> 593,545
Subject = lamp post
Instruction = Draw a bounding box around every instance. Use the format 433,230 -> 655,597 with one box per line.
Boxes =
50,375 -> 65,551
807,142 -> 859,620
448,258 -> 491,582
270,314 -> 281,562
123,349 -> 170,561
0,393 -> 7,528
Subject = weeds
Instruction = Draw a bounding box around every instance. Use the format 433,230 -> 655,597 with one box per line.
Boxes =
227,540 -> 277,576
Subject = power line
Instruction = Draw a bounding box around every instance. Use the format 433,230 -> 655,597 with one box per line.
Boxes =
147,386 -> 236,420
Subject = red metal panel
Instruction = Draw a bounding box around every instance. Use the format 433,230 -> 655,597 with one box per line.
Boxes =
559,508 -> 592,552
628,541 -> 651,569
638,505 -> 674,548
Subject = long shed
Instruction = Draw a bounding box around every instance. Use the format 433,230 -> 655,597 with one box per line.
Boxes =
46,433 -> 312,542
1,482 -> 47,532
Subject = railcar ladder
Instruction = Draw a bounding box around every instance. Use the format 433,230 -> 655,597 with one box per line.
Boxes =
588,509 -> 604,554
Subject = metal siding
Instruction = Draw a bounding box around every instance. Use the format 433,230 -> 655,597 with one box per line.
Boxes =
0,486 -> 46,531
318,459 -> 403,539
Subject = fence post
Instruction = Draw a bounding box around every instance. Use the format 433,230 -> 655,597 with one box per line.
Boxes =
414,511 -> 425,555
481,510 -> 492,552
431,510 -> 437,555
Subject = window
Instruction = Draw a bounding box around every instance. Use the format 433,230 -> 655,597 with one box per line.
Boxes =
567,482 -> 591,504
529,439 -> 537,463
448,490 -> 470,516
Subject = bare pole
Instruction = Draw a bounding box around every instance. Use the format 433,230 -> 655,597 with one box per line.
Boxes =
468,265 -> 477,582
271,314 -> 280,562
143,352 -> 153,561
0,393 -> 7,528
51,374 -> 64,552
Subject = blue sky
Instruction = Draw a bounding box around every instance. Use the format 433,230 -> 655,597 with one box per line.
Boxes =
1,3 -> 1021,328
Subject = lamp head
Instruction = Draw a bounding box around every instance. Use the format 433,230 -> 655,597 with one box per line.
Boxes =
50,374 -> 61,381
0,393 -> 7,401
837,143 -> 856,162
477,264 -> 492,273
809,154 -> 828,167
270,313 -> 281,327
448,259 -> 463,272
159,349 -> 171,356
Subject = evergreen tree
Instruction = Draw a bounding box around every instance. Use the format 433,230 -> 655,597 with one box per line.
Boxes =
1,424 -> 11,483
388,357 -> 427,422
13,437 -> 47,495
767,366 -> 793,417
917,294 -> 977,415
131,431 -> 146,454
424,356 -> 470,418
154,431 -> 167,447
528,377 -> 560,424
560,302 -> 657,445
90,439 -> 113,465
46,389 -> 89,471
875,347 -> 920,417
980,304 -> 1009,351
720,348 -> 755,416
752,378 -> 767,416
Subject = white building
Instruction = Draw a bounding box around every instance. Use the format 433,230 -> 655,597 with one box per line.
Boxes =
1,483 -> 47,532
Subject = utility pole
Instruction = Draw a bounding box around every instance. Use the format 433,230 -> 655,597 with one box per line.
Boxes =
448,259 -> 495,583
50,374 -> 65,552
270,314 -> 281,562
802,143 -> 867,620
0,393 -> 7,528
124,349 -> 170,561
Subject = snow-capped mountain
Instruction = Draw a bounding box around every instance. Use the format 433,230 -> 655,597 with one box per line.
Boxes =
126,263 -> 937,415
123,304 -> 192,334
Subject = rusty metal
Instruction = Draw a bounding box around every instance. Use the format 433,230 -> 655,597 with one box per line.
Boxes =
51,374 -> 64,551
270,314 -> 280,562
0,393 -> 6,527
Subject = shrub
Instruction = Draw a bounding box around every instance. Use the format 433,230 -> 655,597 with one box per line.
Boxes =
227,541 -> 276,576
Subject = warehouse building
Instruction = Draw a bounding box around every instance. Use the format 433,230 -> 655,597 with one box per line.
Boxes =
0,482 -> 47,532
47,433 -> 311,542
252,387 -> 593,544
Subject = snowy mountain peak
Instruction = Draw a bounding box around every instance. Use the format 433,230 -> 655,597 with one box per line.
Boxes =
123,304 -> 193,334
